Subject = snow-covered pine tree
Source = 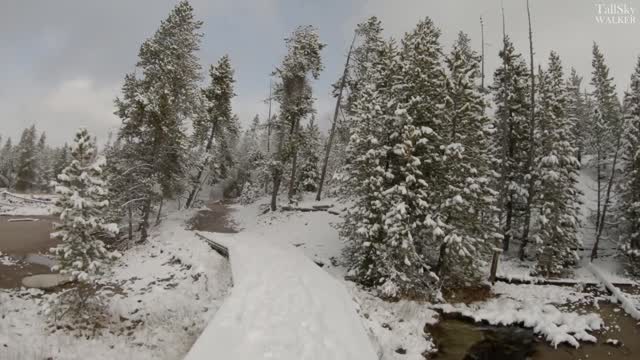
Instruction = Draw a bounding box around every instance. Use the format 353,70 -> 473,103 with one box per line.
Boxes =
566,68 -> 589,163
50,128 -> 119,283
436,32 -> 500,286
394,17 -> 450,272
491,37 -> 532,251
0,137 -> 15,189
298,117 -> 322,192
237,115 -> 268,204
619,56 -> 640,272
589,43 -> 621,237
270,25 -> 324,209
115,1 -> 203,238
46,129 -> 119,323
52,143 -> 71,180
186,54 -> 238,207
35,132 -> 52,191
15,125 -> 38,192
534,52 -> 581,276
326,17 -> 386,198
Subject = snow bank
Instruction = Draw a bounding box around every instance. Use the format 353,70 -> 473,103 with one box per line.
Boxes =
185,231 -> 377,360
348,283 -> 438,359
587,262 -> 640,320
433,298 -> 602,348
1,209 -> 231,360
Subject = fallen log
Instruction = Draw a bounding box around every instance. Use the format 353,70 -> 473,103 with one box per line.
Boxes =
495,275 -> 636,288
195,232 -> 229,259
281,205 -> 340,216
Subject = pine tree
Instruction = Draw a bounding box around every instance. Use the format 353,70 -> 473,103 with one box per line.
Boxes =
15,125 -> 38,192
491,37 -> 532,251
437,32 -> 500,285
298,117 -> 322,192
589,43 -> 622,257
35,132 -> 51,191
534,52 -> 582,276
52,144 -> 71,180
566,69 -> 589,163
115,1 -> 203,238
270,25 -> 324,209
0,137 -> 15,189
50,128 -> 119,283
186,54 -> 238,208
619,56 -> 640,272
341,24 -> 440,298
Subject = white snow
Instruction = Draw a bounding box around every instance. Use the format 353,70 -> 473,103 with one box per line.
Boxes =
587,262 -> 640,320
433,297 -> 602,348
185,230 -> 377,360
1,207 -> 231,360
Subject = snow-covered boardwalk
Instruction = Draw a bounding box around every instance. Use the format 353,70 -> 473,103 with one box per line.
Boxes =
184,231 -> 377,360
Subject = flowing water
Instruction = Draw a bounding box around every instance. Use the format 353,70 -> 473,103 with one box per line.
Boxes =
429,302 -> 640,360
0,215 -> 59,288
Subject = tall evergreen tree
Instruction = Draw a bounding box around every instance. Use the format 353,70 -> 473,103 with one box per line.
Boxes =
437,32 -> 500,285
534,52 -> 581,276
588,43 -> 621,236
270,25 -> 324,209
0,137 -> 15,188
115,1 -> 203,239
566,68 -> 589,163
186,54 -> 238,208
15,125 -> 38,192
619,56 -> 640,271
491,37 -> 531,251
298,117 -> 322,192
50,128 -> 119,283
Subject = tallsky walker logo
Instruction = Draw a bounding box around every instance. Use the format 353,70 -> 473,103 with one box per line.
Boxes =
595,3 -> 637,24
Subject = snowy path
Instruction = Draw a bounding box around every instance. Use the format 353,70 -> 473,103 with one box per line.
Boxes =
184,231 -> 378,360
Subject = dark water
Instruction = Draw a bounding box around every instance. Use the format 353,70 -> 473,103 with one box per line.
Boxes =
429,303 -> 640,360
189,201 -> 238,233
0,215 -> 59,288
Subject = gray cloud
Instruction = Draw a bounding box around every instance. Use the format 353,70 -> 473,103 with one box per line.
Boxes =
1,0 -> 639,147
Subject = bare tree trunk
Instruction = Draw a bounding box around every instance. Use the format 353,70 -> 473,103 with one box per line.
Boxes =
592,118 -> 624,260
140,199 -> 151,242
271,168 -> 282,211
265,81 -> 273,194
596,150 -> 602,233
316,32 -> 357,201
155,198 -> 163,225
500,2 -> 512,252
519,0 -> 536,260
186,125 -> 216,208
127,205 -> 133,240
480,16 -> 485,92
266,80 -> 273,154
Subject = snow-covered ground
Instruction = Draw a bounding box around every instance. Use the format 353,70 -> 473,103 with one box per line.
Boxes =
0,205 -> 231,360
0,191 -> 54,216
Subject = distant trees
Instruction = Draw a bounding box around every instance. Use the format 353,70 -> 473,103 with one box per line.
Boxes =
0,125 -> 62,192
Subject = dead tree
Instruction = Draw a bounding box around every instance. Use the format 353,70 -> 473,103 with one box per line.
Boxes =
480,16 -> 485,92
592,110 -> 624,260
316,32 -> 357,201
519,0 -> 537,259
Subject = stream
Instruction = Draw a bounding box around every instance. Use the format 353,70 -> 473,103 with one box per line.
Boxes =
0,215 -> 59,288
429,302 -> 639,359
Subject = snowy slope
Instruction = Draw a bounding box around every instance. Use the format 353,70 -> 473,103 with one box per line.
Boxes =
184,231 -> 378,360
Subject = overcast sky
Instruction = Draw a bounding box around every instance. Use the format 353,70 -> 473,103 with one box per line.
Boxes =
1,0 -> 639,146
